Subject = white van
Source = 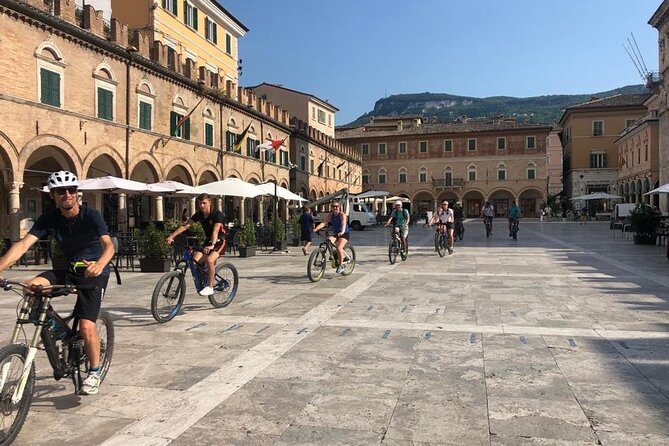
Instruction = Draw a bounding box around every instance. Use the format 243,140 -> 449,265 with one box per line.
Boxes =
348,202 -> 377,230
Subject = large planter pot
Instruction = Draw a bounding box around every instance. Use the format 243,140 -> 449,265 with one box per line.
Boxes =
274,241 -> 288,251
238,246 -> 256,258
139,258 -> 172,272
291,238 -> 300,247
633,234 -> 657,245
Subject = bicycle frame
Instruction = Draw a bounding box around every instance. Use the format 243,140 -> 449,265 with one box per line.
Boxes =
177,247 -> 209,292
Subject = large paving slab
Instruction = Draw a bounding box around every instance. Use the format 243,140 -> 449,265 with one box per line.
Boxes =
1,220 -> 668,445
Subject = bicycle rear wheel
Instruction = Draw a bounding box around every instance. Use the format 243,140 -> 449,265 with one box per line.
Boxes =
437,234 -> 447,257
209,263 -> 239,308
512,225 -> 518,241
307,248 -> 327,282
341,245 -> 356,276
93,311 -> 114,383
388,239 -> 398,264
0,344 -> 34,445
151,271 -> 186,323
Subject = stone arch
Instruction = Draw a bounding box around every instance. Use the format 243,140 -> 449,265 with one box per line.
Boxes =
93,62 -> 117,82
165,163 -> 195,185
228,118 -> 238,128
198,169 -> 218,185
225,169 -> 242,179
0,131 -> 20,180
489,186 -> 516,197
163,157 -> 196,183
195,164 -> 220,184
127,152 -> 160,180
137,78 -> 154,96
20,134 -> 83,180
34,40 -> 65,61
82,144 -> 124,178
173,94 -> 187,108
203,107 -> 214,119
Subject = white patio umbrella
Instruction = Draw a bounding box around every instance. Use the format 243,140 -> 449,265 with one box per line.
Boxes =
256,183 -> 306,202
570,192 -> 622,200
387,196 -> 410,203
149,180 -> 194,193
41,175 -> 171,194
646,182 -> 669,194
188,178 -> 265,198
352,190 -> 390,199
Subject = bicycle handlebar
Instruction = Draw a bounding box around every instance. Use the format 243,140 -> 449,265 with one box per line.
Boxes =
0,279 -> 97,295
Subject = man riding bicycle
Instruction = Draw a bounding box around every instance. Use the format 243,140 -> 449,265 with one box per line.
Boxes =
313,201 -> 350,274
482,201 -> 494,235
0,171 -> 115,395
167,193 -> 226,296
508,202 -> 520,237
453,201 -> 464,239
385,200 -> 410,257
431,200 -> 455,254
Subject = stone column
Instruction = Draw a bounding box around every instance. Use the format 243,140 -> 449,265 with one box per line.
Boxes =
382,197 -> 387,215
8,182 -> 21,241
217,197 -> 223,212
239,198 -> 245,224
258,197 -> 264,225
117,193 -> 127,234
190,197 -> 196,215
155,195 -> 164,221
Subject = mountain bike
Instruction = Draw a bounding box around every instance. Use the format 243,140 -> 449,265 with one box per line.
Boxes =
151,244 -> 239,323
484,216 -> 493,237
388,226 -> 402,264
0,280 -> 114,444
307,232 -> 356,282
434,225 -> 451,257
454,219 -> 465,241
510,218 -> 519,241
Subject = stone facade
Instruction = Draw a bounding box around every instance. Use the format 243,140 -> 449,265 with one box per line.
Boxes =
0,0 -> 361,240
337,116 -> 552,218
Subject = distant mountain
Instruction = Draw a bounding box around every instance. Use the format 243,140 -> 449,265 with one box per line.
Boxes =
343,85 -> 649,127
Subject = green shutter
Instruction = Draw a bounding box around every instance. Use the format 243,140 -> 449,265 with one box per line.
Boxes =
41,69 -> 60,107
183,1 -> 187,24
205,123 -> 213,146
170,111 -> 178,136
139,102 -> 152,130
183,119 -> 190,140
172,0 -> 177,15
193,7 -> 198,30
98,88 -> 113,121
162,0 -> 167,9
213,22 -> 217,44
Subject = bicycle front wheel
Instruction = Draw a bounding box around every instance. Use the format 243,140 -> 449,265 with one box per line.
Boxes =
209,263 -> 239,308
307,248 -> 327,282
388,239 -> 398,264
341,245 -> 356,276
151,271 -> 186,323
437,234 -> 447,257
0,344 -> 34,445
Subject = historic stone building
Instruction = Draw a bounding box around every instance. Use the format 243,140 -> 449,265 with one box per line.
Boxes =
649,1 -> 669,213
559,94 -> 651,203
337,115 -> 552,217
546,127 -> 564,197
0,0 -> 361,241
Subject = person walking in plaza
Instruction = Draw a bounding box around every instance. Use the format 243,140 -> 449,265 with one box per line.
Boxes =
580,205 -> 588,225
314,201 -> 350,274
167,193 -> 226,296
385,200 -> 410,258
299,206 -> 315,255
0,171 -> 115,395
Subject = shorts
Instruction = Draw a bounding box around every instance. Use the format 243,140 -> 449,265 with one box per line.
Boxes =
300,231 -> 312,242
398,225 -> 409,238
336,233 -> 350,241
38,270 -> 109,322
203,239 -> 226,255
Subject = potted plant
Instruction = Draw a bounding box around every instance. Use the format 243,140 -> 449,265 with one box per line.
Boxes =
238,222 -> 257,257
629,203 -> 661,245
290,215 -> 301,246
137,222 -> 172,272
272,216 -> 287,251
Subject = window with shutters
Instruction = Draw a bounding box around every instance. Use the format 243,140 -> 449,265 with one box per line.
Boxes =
225,33 -> 232,55
226,130 -> 235,151
399,142 -> 407,154
139,101 -> 152,130
378,143 -> 386,155
97,87 -> 113,121
205,18 -> 217,43
378,169 -> 386,184
468,138 -> 477,151
468,165 -> 477,181
361,144 -> 369,155
444,139 -> 453,152
170,111 -> 190,140
527,165 -> 536,180
497,164 -> 506,181
399,168 -> 407,183
526,136 -> 536,149
592,121 -> 603,136
204,121 -> 214,146
184,2 -> 198,30
589,152 -> 607,168
497,137 -> 506,150
40,68 -> 61,107
419,141 -> 428,153
362,172 -> 369,184
163,0 -> 177,15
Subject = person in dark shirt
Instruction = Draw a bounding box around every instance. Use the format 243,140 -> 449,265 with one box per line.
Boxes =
299,206 -> 315,255
0,171 -> 115,396
167,193 -> 225,296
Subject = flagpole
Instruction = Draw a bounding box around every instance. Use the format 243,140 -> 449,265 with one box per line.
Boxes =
162,96 -> 206,149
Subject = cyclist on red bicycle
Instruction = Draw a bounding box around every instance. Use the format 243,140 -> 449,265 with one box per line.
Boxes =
167,193 -> 226,296
0,170 -> 115,395
313,201 -> 350,273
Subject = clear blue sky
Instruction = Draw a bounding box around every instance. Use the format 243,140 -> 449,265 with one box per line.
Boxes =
222,0 -> 660,125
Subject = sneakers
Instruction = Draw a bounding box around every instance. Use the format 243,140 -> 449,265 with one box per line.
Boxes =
342,256 -> 351,264
80,372 -> 101,395
199,286 -> 214,296
302,247 -> 307,256
335,265 -> 345,274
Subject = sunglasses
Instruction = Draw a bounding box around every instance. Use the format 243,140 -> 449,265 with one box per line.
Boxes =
53,187 -> 78,196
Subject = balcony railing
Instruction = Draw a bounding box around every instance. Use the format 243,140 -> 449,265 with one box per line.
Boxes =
432,178 -> 464,188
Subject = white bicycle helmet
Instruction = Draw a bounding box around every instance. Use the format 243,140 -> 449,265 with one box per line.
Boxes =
47,170 -> 79,190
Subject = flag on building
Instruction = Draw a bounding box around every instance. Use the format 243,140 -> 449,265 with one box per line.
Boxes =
233,122 -> 252,152
336,160 -> 346,169
317,156 -> 328,176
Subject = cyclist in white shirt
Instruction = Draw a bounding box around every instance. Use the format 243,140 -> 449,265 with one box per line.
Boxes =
431,201 -> 455,254
482,201 -> 495,235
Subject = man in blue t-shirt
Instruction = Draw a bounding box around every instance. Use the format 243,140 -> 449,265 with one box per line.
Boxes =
299,206 -> 315,256
385,200 -> 410,256
508,202 -> 520,236
0,171 -> 115,396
